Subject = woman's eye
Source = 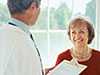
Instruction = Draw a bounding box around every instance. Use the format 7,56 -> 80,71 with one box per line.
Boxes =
72,31 -> 76,34
80,31 -> 85,33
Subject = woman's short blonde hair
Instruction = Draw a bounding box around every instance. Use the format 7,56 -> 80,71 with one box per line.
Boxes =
68,17 -> 95,44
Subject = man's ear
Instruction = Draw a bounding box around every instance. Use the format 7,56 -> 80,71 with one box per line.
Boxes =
30,2 -> 37,10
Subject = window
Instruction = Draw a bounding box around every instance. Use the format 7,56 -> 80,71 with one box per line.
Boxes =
33,0 -> 96,67
0,0 -> 96,68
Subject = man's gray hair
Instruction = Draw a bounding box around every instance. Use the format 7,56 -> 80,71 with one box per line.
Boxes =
7,0 -> 41,14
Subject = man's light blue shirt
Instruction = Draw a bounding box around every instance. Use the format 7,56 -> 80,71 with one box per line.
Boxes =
8,18 -> 31,35
0,17 -> 43,75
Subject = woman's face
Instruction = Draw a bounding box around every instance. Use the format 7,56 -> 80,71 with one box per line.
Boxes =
70,23 -> 88,48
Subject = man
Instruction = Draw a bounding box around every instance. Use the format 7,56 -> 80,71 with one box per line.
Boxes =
0,0 -> 43,75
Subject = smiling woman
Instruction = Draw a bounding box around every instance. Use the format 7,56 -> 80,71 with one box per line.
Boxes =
45,16 -> 100,75
68,17 -> 94,62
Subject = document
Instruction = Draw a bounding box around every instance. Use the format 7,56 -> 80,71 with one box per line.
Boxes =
47,58 -> 87,75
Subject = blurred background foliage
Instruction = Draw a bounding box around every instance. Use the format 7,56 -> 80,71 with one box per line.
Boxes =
0,0 -> 95,29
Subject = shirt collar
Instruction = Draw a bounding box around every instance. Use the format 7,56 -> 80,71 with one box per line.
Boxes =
9,18 -> 31,35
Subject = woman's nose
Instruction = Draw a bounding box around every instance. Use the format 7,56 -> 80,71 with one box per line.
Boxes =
74,32 -> 81,39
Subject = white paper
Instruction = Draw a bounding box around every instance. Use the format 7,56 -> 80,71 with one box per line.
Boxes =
47,59 -> 87,75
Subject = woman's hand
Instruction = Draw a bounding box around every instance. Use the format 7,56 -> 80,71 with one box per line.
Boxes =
44,66 -> 55,75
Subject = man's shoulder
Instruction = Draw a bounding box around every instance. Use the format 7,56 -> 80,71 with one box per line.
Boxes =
0,24 -> 26,34
0,24 -> 35,51
0,24 -> 30,44
0,24 -> 29,39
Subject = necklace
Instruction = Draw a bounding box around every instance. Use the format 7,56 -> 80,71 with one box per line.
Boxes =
71,48 -> 92,62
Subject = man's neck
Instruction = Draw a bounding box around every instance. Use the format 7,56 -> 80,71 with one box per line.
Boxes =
11,14 -> 30,25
